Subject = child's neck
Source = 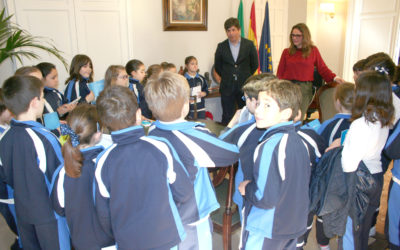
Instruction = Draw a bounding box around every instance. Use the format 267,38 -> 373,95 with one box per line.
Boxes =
16,111 -> 38,122
159,118 -> 186,124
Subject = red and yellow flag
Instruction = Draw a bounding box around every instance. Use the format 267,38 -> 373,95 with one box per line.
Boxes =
248,1 -> 260,74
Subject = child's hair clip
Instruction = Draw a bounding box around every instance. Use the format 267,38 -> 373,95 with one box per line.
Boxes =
374,66 -> 389,75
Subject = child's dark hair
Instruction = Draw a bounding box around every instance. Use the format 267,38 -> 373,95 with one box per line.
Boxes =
352,59 -> 366,72
364,55 -> 397,82
65,54 -> 93,84
96,86 -> 138,131
14,66 -> 41,76
352,71 -> 394,126
183,56 -> 198,75
242,73 -> 276,99
0,89 -> 6,115
334,82 -> 355,111
125,59 -> 144,76
259,79 -> 302,120
2,75 -> 43,116
36,62 -> 56,78
161,62 -> 176,71
143,64 -> 162,85
62,104 -> 98,178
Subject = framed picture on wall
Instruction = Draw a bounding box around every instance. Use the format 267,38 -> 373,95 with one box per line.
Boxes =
163,0 -> 208,31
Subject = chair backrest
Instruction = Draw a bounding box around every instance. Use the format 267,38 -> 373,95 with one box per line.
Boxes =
316,82 -> 339,122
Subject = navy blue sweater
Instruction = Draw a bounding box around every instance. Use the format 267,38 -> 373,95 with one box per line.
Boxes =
52,146 -> 114,250
94,126 -> 192,249
243,122 -> 310,240
318,113 -> 351,145
129,78 -> 152,119
184,73 -> 209,119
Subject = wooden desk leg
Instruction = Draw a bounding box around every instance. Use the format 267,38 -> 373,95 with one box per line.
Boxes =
222,165 -> 234,250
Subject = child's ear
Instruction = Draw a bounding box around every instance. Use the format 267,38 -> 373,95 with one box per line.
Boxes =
135,108 -> 142,125
91,131 -> 102,145
281,108 -> 293,121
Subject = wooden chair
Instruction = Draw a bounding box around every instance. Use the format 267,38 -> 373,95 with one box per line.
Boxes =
211,164 -> 239,250
314,81 -> 339,122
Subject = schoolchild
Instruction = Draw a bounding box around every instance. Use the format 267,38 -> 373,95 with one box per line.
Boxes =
238,79 -> 310,250
220,74 -> 276,221
317,82 -> 354,145
14,66 -> 43,80
145,72 -> 239,250
142,64 -> 163,85
37,62 -> 76,117
335,71 -> 394,250
0,75 -> 69,249
104,65 -> 129,88
294,110 -> 327,250
94,85 -> 192,249
0,89 -> 20,250
64,54 -> 95,103
352,59 -> 366,82
161,62 -> 177,73
384,118 -> 400,250
183,56 -> 209,119
50,104 -> 115,250
125,59 -> 152,119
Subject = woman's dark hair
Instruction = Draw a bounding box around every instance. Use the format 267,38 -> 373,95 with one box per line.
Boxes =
36,62 -> 56,78
65,54 -> 93,84
62,104 -> 98,178
351,71 -> 394,127
125,59 -> 144,76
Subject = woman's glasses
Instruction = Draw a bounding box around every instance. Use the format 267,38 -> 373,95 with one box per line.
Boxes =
291,34 -> 302,38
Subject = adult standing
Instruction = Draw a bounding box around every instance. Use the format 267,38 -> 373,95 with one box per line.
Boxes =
277,23 -> 344,120
214,17 -> 259,125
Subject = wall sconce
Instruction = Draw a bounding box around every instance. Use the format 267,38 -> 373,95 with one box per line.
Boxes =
320,3 -> 335,19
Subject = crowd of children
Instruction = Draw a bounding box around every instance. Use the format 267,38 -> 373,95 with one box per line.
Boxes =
0,51 -> 399,250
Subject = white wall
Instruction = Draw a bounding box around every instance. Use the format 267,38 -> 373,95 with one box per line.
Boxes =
130,0 -> 233,76
307,0 -> 348,77
288,0 -> 307,30
0,1 -> 15,86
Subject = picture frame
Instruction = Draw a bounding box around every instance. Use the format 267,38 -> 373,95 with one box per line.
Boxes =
162,0 -> 208,31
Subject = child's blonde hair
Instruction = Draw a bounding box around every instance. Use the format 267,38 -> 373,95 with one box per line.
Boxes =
259,79 -> 302,120
334,82 -> 354,112
144,71 -> 189,122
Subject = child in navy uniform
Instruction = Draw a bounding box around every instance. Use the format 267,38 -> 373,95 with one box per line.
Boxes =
0,76 -> 69,250
238,80 -> 310,250
318,82 -> 354,145
316,82 -> 354,249
125,59 -> 152,119
220,74 -> 276,222
37,62 -> 76,118
145,72 -> 239,249
64,54 -> 95,103
51,104 -> 115,250
183,56 -> 209,119
0,89 -> 20,250
94,85 -> 192,249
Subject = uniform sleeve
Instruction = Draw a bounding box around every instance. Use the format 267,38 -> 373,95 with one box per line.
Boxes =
277,49 -> 287,79
137,83 -> 153,119
163,142 -> 193,203
249,41 -> 259,74
186,128 -> 239,167
244,135 -> 283,209
93,157 -> 114,238
385,122 -> 400,159
200,76 -> 209,94
313,47 -> 336,82
214,43 -> 223,76
50,169 -> 66,216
